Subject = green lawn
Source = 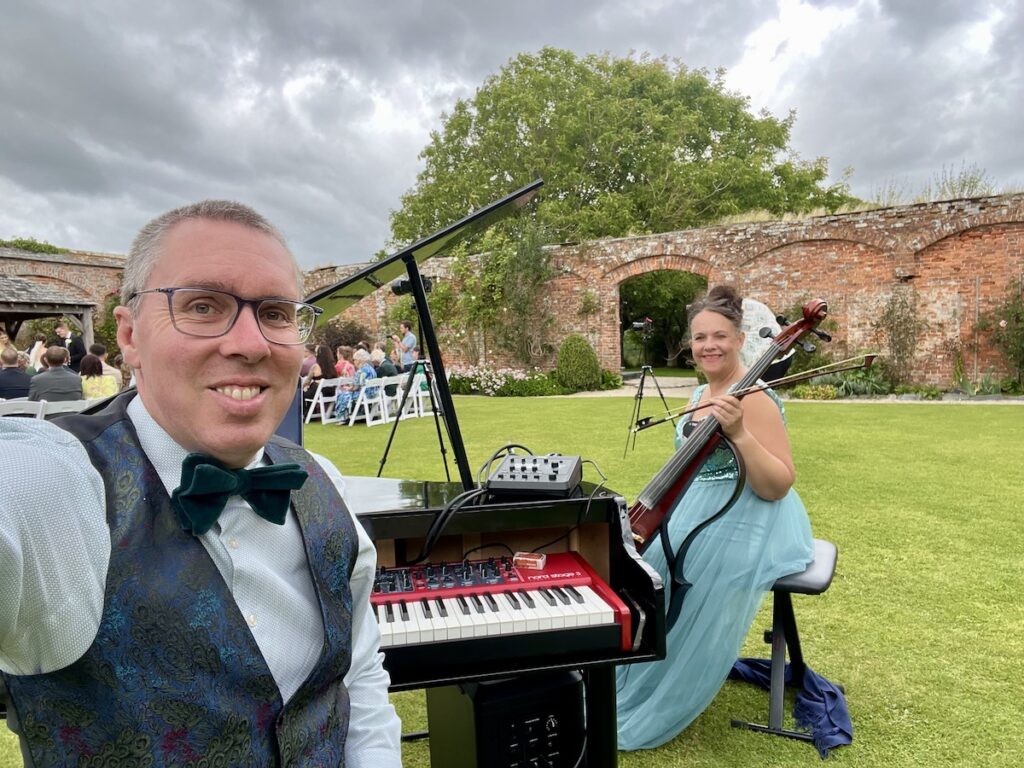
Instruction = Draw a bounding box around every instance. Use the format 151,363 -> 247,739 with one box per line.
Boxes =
3,398 -> 1022,766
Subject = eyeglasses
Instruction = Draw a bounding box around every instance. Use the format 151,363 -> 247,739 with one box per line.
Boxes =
129,287 -> 322,346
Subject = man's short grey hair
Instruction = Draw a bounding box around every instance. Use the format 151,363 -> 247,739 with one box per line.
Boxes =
122,200 -> 304,310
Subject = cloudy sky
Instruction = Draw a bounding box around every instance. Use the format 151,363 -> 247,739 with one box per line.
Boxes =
1,0 -> 1020,269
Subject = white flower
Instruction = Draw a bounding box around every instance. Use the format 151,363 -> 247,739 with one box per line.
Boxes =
999,319 -> 1008,328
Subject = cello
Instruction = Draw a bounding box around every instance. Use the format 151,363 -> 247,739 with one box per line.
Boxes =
628,298 -> 829,628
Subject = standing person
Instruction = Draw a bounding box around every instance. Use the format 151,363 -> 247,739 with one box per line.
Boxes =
27,346 -> 83,402
0,200 -> 401,766
54,321 -> 87,372
26,333 -> 47,371
615,285 -> 814,750
391,320 -> 416,372
0,346 -> 32,399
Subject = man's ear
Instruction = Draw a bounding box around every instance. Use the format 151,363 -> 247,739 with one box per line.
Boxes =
114,306 -> 141,370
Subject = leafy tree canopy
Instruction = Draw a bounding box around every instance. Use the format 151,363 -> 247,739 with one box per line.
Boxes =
390,47 -> 856,247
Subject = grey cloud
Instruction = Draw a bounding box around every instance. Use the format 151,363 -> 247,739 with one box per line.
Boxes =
1,0 -> 1021,266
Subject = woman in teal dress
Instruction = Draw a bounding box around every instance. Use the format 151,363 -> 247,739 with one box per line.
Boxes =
616,285 -> 814,750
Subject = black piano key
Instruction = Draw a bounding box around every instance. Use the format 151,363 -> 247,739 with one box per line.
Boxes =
539,588 -> 557,607
470,594 -> 485,613
385,603 -> 395,623
551,586 -> 571,606
504,590 -> 521,609
517,589 -> 535,608
420,598 -> 432,619
565,585 -> 585,604
484,593 -> 499,612
399,601 -> 410,621
457,595 -> 470,615
435,597 -> 448,617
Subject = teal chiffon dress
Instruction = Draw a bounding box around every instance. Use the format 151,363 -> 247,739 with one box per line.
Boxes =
615,385 -> 814,750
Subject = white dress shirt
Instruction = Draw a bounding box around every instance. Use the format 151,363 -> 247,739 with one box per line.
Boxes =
0,406 -> 401,767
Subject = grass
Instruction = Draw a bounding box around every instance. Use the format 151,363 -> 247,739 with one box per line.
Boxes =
4,397 -> 1022,766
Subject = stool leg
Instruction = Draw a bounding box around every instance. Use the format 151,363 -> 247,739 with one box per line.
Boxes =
768,592 -> 788,730
731,590 -> 814,744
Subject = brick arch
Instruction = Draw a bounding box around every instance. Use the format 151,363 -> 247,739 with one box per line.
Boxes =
602,253 -> 712,284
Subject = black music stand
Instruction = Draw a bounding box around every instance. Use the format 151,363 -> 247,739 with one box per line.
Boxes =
377,359 -> 450,481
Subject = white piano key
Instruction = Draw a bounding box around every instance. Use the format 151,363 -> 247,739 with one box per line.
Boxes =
376,603 -> 393,648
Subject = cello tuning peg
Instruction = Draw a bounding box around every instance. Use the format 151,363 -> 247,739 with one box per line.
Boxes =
775,314 -> 789,325
758,326 -> 776,339
812,328 -> 832,342
801,341 -> 816,353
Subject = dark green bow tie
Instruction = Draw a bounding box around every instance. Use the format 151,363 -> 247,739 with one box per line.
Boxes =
171,453 -> 309,536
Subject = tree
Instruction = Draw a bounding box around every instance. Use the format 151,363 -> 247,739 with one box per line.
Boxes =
389,48 -> 855,368
390,48 -> 855,248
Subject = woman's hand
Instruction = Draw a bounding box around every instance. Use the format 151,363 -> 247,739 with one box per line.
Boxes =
708,394 -> 745,439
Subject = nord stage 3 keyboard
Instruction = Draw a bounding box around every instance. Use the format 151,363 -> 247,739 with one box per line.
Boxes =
371,552 -> 636,682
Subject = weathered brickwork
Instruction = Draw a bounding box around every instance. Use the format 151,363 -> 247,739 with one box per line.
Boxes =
5,195 -> 1021,387
310,194 -> 1024,387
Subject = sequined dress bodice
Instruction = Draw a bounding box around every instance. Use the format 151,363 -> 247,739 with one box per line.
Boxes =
676,383 -> 786,482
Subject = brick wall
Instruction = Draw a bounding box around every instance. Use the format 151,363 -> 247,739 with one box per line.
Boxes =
312,194 -> 1024,387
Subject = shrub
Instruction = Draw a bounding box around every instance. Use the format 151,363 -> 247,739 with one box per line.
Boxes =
790,384 -> 838,400
554,334 -> 602,392
446,366 -> 568,397
599,369 -> 623,390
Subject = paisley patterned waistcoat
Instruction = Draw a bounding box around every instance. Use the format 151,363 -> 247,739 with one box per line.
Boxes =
3,393 -> 360,767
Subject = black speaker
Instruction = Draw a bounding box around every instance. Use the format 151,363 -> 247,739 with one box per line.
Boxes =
426,671 -> 587,768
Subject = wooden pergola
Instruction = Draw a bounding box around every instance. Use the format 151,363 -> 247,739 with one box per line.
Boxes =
0,274 -> 96,346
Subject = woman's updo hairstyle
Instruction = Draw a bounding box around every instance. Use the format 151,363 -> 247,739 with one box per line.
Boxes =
686,285 -> 744,331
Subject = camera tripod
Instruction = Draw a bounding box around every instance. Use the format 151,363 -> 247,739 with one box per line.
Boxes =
623,327 -> 676,456
377,360 -> 453,481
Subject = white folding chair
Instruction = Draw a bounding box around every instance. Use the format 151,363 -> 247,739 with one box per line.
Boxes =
0,399 -> 47,419
347,379 -> 388,427
410,372 -> 436,417
40,399 -> 94,417
304,377 -> 346,424
381,374 -> 416,422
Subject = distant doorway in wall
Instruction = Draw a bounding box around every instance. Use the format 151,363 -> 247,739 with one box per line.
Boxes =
619,270 -> 706,370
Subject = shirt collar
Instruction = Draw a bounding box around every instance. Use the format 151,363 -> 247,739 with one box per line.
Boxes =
127,396 -> 266,496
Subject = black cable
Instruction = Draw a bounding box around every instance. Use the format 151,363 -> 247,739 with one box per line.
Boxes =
411,486 -> 489,564
531,459 -> 607,553
461,542 -> 515,560
400,730 -> 429,742
476,443 -> 535,485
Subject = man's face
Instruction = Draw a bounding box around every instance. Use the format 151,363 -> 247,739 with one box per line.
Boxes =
115,218 -> 304,467
55,326 -> 69,339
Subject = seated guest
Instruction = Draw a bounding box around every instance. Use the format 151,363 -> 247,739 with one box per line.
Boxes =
0,346 -> 32,399
335,349 -> 378,421
89,343 -> 126,389
299,343 -> 317,377
335,345 -> 355,378
27,346 -> 83,402
79,354 -> 121,400
372,348 -> 399,397
300,344 -> 337,417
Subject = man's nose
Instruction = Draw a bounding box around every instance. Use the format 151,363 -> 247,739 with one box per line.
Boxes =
221,304 -> 271,357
